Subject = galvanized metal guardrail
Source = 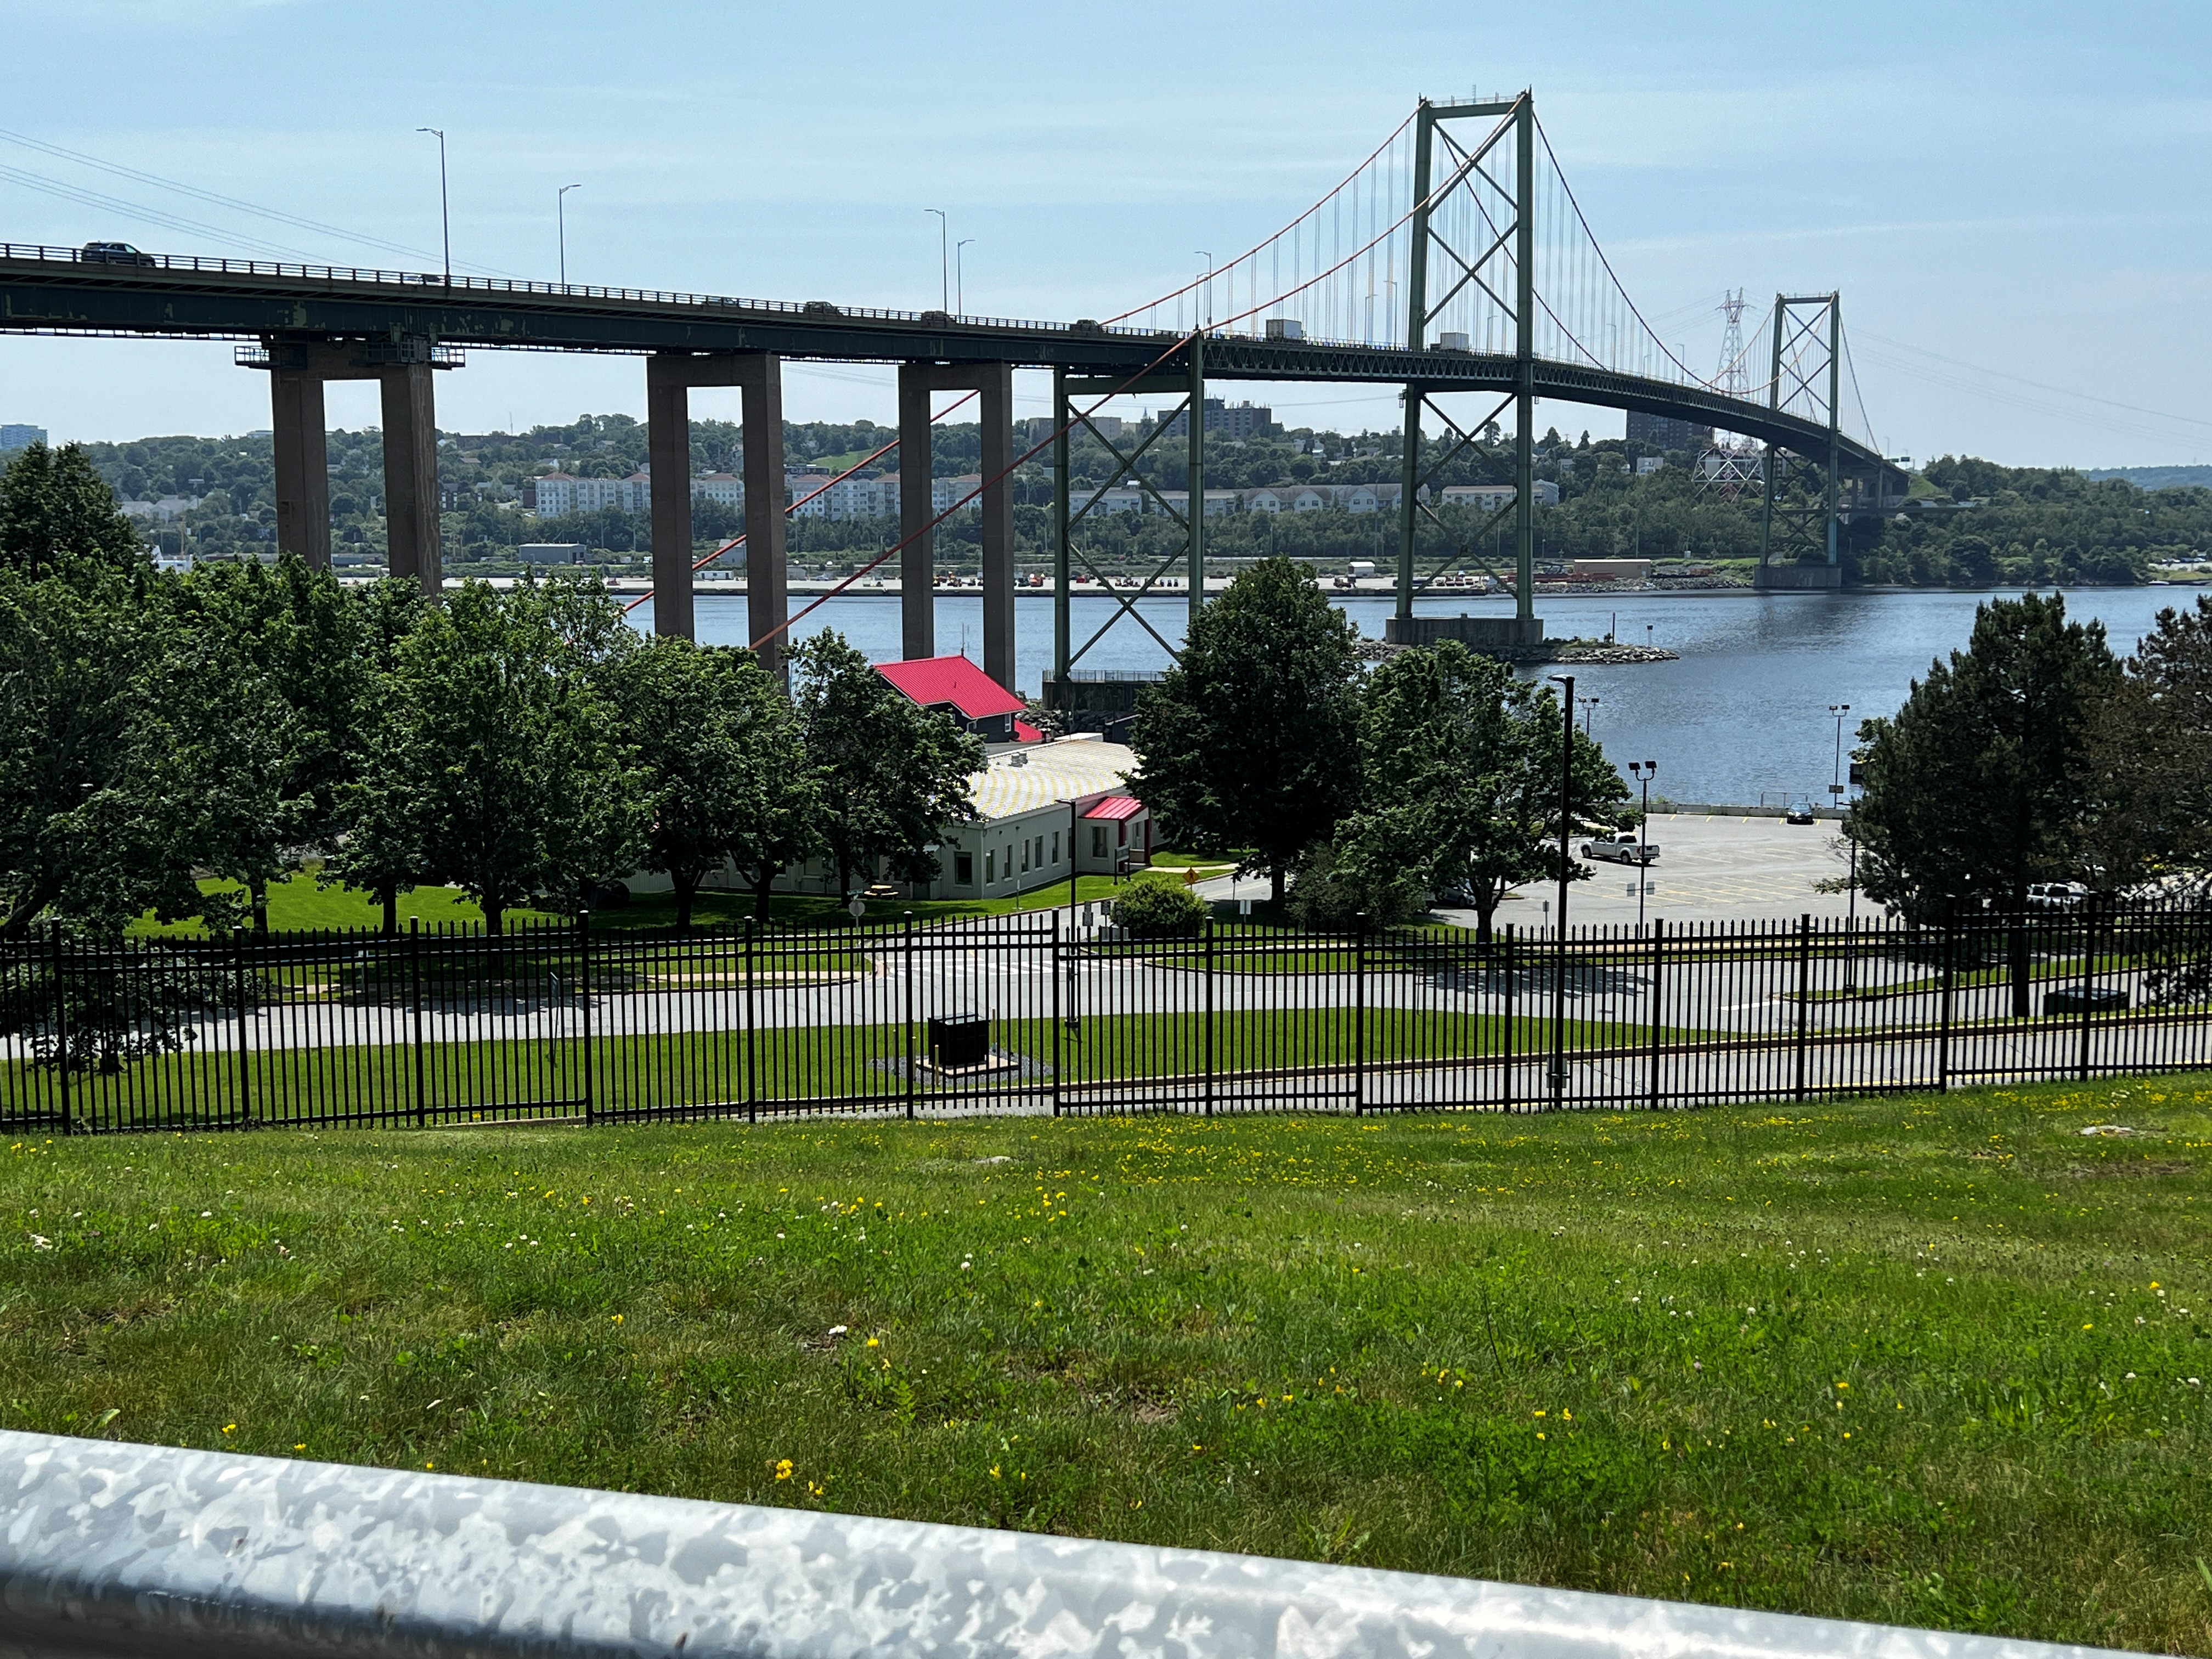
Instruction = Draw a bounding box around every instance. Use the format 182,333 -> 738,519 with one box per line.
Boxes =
0,1430 -> 2129,1658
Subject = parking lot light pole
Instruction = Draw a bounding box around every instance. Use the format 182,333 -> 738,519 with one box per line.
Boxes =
1547,674 -> 1575,1105
1628,760 -> 1656,932
1830,703 -> 1857,991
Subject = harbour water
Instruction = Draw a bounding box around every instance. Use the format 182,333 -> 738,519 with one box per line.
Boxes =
630,587 -> 2199,809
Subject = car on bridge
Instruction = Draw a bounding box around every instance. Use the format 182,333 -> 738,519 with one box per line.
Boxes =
1580,830 -> 1659,866
80,241 -> 158,267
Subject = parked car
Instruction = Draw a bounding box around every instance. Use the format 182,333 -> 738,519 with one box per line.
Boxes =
2027,882 -> 2087,911
1783,798 -> 1816,825
80,240 -> 158,266
2044,984 -> 2129,1015
1579,830 -> 1659,866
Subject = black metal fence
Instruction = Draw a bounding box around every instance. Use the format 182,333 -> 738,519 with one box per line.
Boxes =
3,903 -> 2208,1134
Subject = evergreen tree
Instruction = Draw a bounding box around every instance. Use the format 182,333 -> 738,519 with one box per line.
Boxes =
1849,593 -> 2121,1013
0,442 -> 145,575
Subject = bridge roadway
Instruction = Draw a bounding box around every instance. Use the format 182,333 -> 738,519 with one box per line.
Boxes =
0,244 -> 1898,678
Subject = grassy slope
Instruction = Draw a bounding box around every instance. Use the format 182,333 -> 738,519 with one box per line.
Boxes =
4,1078 -> 2208,1650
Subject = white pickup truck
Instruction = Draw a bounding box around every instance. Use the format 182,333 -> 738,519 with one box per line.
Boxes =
1580,830 -> 1660,866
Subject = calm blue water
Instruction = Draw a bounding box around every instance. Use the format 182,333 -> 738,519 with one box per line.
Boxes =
627,587 -> 2197,808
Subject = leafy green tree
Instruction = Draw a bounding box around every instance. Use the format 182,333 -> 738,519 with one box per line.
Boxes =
396,578 -> 644,935
0,442 -> 145,575
791,631 -> 983,896
1849,594 -> 2121,1012
0,561 -> 160,939
1285,807 -> 1433,930
616,637 -> 819,928
2080,595 -> 2212,898
1355,644 -> 1627,940
153,555 -> 377,929
319,579 -> 433,933
1131,558 -> 1363,902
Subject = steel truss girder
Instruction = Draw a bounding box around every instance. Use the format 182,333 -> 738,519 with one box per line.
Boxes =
1052,343 -> 1205,679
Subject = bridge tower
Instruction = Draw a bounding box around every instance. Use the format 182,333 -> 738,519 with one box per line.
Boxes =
1389,93 -> 1543,650
1756,293 -> 1843,590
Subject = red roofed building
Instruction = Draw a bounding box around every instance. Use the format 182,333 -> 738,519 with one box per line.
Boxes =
876,653 -> 1037,744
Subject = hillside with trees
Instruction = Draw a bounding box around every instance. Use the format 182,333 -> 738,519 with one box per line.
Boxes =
53,416 -> 2212,588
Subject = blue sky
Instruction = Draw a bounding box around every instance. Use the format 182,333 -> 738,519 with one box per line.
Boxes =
3,0 -> 2209,467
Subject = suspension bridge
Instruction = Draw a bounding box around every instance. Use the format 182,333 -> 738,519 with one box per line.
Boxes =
0,91 -> 1904,695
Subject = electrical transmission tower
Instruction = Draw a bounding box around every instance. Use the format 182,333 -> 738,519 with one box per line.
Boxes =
1696,288 -> 1763,499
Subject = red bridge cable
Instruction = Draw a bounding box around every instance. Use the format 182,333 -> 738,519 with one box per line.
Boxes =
747,334 -> 1201,657
620,390 -> 980,614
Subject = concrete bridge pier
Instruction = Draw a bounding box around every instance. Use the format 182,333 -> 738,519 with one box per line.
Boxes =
644,352 -> 789,675
251,336 -> 449,595
898,360 -> 1014,690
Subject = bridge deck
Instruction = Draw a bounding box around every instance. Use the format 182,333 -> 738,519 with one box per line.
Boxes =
0,244 -> 1890,476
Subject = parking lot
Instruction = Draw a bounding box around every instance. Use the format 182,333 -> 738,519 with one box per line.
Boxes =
1471,811 -> 1863,930
1187,811 -> 1868,932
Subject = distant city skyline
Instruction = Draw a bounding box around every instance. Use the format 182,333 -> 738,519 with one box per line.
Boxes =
2,0 -> 2208,469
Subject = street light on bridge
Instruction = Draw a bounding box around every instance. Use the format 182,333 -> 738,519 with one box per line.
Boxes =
926,209 -> 948,312
956,238 -> 975,315
415,128 -> 450,286
557,183 -> 581,287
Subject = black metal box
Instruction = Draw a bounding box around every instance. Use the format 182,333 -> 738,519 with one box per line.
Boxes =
928,1013 -> 991,1070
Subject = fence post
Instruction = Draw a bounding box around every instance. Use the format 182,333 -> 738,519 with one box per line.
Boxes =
49,923 -> 70,1135
578,909 -> 594,1125
232,928 -> 252,1126
1793,912 -> 1812,1102
1936,905 -> 1955,1094
1049,913 -> 1062,1119
1502,925 -> 1516,1111
743,921 -> 758,1126
1352,913 -> 1367,1117
1203,917 -> 1216,1119
1646,918 -> 1663,1112
409,918 -> 426,1128
903,913 -> 917,1123
2076,895 -> 2098,1082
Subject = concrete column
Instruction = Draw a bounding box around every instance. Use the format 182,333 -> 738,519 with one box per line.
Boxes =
896,363 -> 935,661
646,356 -> 695,640
379,362 -> 441,596
269,369 -> 330,568
738,354 -> 789,680
976,363 -> 1015,692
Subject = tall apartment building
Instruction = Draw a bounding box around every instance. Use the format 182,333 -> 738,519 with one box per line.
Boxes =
1624,411 -> 1712,452
1162,398 -> 1274,439
0,423 -> 47,453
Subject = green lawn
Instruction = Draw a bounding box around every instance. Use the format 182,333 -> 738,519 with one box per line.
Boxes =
129,871 -> 1178,939
4,1077 -> 2208,1649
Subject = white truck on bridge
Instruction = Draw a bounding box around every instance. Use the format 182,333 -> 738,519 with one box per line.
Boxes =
1581,829 -> 1660,866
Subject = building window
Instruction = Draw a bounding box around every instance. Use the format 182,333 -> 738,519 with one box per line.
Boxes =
1050,831 -> 1059,865
1020,839 -> 1030,873
985,850 -> 995,884
1091,825 -> 1107,859
956,851 -> 974,885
